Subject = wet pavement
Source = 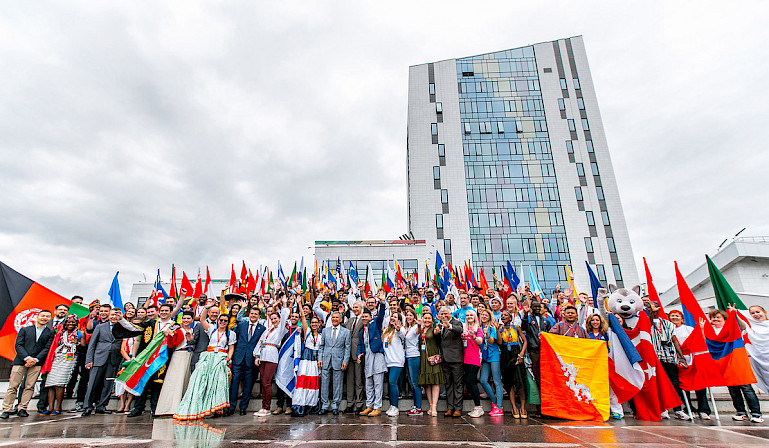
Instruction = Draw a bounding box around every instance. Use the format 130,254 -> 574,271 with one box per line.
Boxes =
0,411 -> 767,447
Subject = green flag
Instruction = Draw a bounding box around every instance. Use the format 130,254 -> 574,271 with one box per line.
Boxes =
706,255 -> 747,310
302,267 -> 307,291
68,301 -> 90,319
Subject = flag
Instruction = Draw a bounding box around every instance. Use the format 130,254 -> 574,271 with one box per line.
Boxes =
506,261 -> 520,291
365,263 -> 377,297
298,257 -> 305,286
675,262 -> 707,328
624,313 -> 682,421
302,266 -> 307,291
0,262 -> 74,361
566,265 -> 579,299
540,333 -> 609,421
349,262 -> 359,294
706,255 -> 748,311
240,261 -> 248,286
386,263 -> 396,292
606,313 -> 645,403
107,271 -> 123,310
275,328 -> 301,398
193,269 -> 203,298
643,258 -> 667,319
247,269 -> 256,294
150,270 -> 168,308
180,272 -> 194,298
478,268 -> 489,295
204,267 -> 215,300
703,309 -> 756,386
228,264 -> 237,293
278,261 -> 287,290
170,264 -> 178,298
289,262 -> 298,289
585,262 -> 602,308
115,331 -> 169,396
528,266 -> 542,296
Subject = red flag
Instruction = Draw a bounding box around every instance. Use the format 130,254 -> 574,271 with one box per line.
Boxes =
643,258 -> 667,320
478,268 -> 489,296
678,324 -> 726,390
675,262 -> 707,324
192,270 -> 203,298
247,269 -> 256,294
180,272 -> 194,298
204,267 -> 212,297
170,264 -> 178,299
624,313 -> 682,421
240,261 -> 247,284
229,264 -> 237,293
0,262 -> 74,361
703,310 -> 756,387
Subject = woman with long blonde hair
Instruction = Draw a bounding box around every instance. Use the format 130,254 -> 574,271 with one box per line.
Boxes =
462,310 -> 485,418
478,309 -> 504,416
382,310 -> 406,417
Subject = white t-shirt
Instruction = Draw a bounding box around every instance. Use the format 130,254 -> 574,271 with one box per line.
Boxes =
404,325 -> 420,358
208,328 -> 237,349
383,327 -> 406,368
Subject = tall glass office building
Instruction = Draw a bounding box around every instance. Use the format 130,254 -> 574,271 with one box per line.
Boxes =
407,36 -> 638,291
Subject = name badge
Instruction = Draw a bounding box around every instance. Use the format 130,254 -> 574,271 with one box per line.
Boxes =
421,344 -> 426,351
384,342 -> 389,348
463,340 -> 467,348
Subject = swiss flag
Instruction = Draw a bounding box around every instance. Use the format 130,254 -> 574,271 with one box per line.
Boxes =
625,313 -> 682,421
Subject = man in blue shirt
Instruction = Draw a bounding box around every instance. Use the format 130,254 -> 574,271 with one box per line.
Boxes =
452,292 -> 474,323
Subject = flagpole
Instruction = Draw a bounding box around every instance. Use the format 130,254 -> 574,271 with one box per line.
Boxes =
707,387 -> 720,421
682,390 -> 693,421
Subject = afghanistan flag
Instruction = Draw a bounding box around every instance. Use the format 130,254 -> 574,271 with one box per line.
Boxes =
115,331 -> 169,396
0,261 -> 87,361
540,333 -> 610,422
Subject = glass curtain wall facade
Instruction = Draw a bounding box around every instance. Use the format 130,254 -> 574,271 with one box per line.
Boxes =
457,47 -> 569,288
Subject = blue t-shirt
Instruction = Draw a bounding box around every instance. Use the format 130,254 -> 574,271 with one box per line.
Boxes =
481,326 -> 500,362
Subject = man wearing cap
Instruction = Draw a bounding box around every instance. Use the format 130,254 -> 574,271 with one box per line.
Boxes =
548,305 -> 587,338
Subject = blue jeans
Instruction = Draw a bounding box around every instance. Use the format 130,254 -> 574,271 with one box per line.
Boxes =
728,384 -> 762,418
406,357 -> 422,409
388,366 -> 403,407
480,361 -> 503,408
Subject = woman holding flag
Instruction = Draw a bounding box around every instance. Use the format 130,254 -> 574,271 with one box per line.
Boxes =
173,304 -> 236,420
291,299 -> 322,416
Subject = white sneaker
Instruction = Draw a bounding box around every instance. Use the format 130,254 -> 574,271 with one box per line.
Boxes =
386,405 -> 399,417
732,414 -> 747,421
674,410 -> 690,420
254,409 -> 271,417
750,416 -> 764,423
699,412 -> 711,420
468,406 -> 484,418
660,410 -> 670,419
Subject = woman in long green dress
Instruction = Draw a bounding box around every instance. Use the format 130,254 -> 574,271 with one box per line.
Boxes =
417,312 -> 445,416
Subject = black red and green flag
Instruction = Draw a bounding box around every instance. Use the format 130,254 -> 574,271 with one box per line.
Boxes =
0,261 -> 88,361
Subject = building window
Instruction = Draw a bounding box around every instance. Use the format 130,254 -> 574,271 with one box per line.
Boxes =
515,120 -> 523,132
441,189 -> 448,204
601,211 -> 610,226
573,78 -> 581,90
436,214 -> 443,229
433,166 -> 441,180
565,140 -> 574,154
444,239 -> 452,255
431,123 -> 438,136
560,78 -> 567,90
612,264 -> 623,282
582,118 -> 590,131
586,211 -> 595,226
568,119 -> 576,131
586,140 -> 594,153
577,98 -> 585,110
596,186 -> 604,200
480,122 -> 492,134
576,163 -> 585,177
464,122 -> 472,134
591,162 -> 600,176
437,144 -> 445,157
429,83 -> 435,95
585,237 -> 594,253
607,237 -> 616,253
596,264 -> 607,282
557,98 -> 565,111
574,186 -> 583,201
497,122 -> 504,133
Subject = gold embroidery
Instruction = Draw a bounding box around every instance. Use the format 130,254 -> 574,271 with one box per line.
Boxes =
143,326 -> 153,343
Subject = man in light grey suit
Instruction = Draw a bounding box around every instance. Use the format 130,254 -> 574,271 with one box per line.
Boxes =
343,301 -> 366,413
82,308 -> 123,416
318,311 -> 351,415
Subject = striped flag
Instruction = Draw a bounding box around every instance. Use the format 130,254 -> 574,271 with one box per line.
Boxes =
115,331 -> 169,396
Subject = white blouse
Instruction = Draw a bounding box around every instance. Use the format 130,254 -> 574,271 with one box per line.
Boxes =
404,325 -> 420,358
207,328 -> 237,349
253,307 -> 290,363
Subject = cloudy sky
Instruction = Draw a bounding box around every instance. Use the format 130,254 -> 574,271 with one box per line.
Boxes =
1,1 -> 767,301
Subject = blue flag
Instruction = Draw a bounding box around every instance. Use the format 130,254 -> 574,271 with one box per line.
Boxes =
108,271 -> 123,310
585,262 -> 603,308
505,261 -> 520,291
348,261 -> 358,286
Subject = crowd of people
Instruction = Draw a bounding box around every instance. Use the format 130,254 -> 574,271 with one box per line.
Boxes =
1,279 -> 767,424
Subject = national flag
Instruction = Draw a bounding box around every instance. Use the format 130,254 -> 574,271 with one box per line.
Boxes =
703,309 -> 756,386
675,262 -> 707,327
643,258 -> 667,320
107,271 -> 123,310
0,262 -> 79,361
149,270 -> 168,308
298,257 -> 305,286
386,263 -> 396,292
247,269 -> 256,294
289,262 -> 298,289
192,269 -> 203,298
586,262 -> 602,308
115,331 -> 169,396
240,261 -> 248,286
180,272 -> 194,298
276,328 -> 302,398
302,266 -> 307,291
228,264 -> 237,293
478,268 -> 489,295
365,263 -> 377,297
349,262 -> 359,294
506,261 -> 520,291
606,313 -> 645,403
204,267 -> 215,300
336,258 -> 346,291
566,265 -> 579,300
278,261 -> 287,290
624,313 -> 682,421
528,266 -> 543,296
706,255 -> 748,311
540,333 -> 609,422
394,259 -> 406,289
170,265 -> 178,299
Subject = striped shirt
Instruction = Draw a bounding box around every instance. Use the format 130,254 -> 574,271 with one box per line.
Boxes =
650,318 -> 677,363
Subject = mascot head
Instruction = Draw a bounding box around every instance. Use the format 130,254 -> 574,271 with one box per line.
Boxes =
598,284 -> 644,327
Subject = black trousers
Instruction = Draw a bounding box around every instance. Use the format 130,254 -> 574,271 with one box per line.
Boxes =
84,362 -> 119,411
661,361 -> 682,412
132,381 -> 162,414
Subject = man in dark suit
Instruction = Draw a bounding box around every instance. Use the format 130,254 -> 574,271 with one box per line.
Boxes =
343,301 -> 366,413
229,306 -> 265,415
82,308 -> 124,416
1,310 -> 54,419
438,306 -> 464,417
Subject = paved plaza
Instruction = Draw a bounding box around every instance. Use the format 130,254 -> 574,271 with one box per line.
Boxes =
1,412 -> 768,447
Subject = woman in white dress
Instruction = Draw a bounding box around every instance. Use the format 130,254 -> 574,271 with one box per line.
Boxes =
292,305 -> 322,416
155,311 -> 195,416
747,305 -> 769,394
174,306 -> 236,420
41,316 -> 84,414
